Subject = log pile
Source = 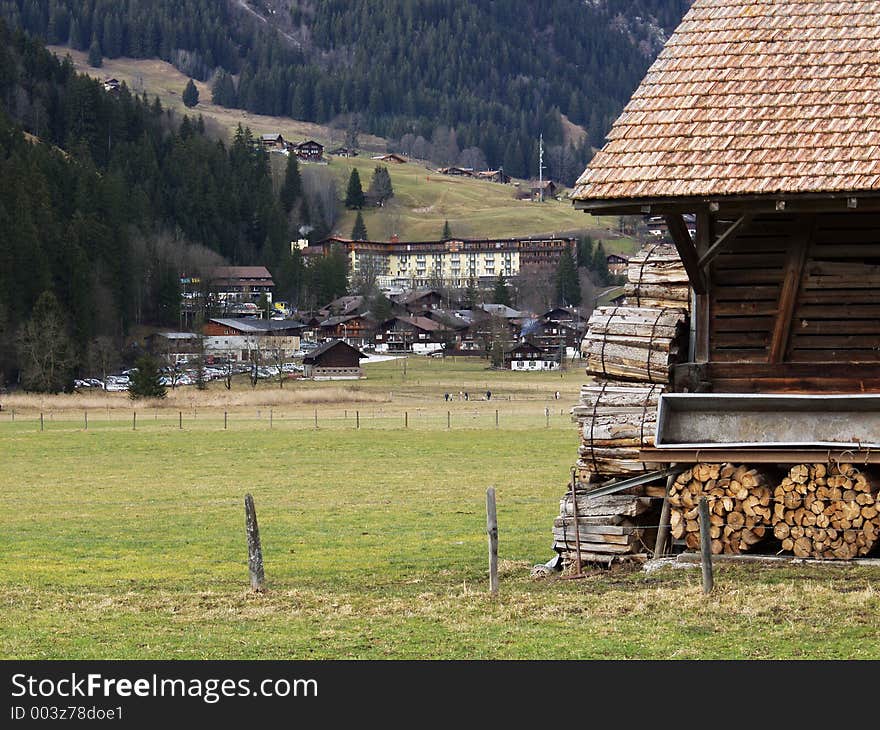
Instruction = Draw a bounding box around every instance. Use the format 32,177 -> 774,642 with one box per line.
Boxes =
552,245 -> 692,568
581,306 -> 688,384
625,243 -> 689,309
571,383 -> 664,477
771,463 -> 880,559
668,463 -> 773,555
553,492 -> 656,566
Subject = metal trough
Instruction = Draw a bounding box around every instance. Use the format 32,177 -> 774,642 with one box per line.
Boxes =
654,393 -> 880,449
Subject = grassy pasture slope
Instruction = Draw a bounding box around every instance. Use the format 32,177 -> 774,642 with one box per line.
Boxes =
2,357 -> 879,659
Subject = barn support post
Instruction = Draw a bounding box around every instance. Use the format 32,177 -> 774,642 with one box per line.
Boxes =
244,493 -> 266,592
653,467 -> 677,557
699,496 -> 714,594
486,487 -> 499,595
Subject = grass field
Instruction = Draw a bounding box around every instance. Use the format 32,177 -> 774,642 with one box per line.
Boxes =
2,356 -> 879,660
47,45 -> 637,246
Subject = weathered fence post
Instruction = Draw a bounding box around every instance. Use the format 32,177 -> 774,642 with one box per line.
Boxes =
179,411 -> 182,429
84,411 -> 88,430
486,487 -> 499,595
447,410 -> 451,429
495,409 -> 499,428
270,408 -> 273,429
244,493 -> 266,592
699,496 -> 714,594
405,411 -> 408,428
654,468 -> 677,558
40,412 -> 44,431
132,411 -> 136,431
224,411 -> 228,430
545,407 -> 550,428
356,410 -> 360,429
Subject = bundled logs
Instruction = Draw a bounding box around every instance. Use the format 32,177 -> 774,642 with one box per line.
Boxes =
572,382 -> 664,476
581,306 -> 688,384
625,243 -> 690,308
772,463 -> 880,559
669,463 -> 773,555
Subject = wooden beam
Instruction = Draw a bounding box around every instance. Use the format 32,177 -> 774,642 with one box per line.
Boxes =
639,447 -> 880,464
694,211 -> 712,362
697,214 -> 753,269
767,217 -> 813,363
664,214 -> 706,293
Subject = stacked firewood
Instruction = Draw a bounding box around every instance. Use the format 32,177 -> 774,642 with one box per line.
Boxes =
625,243 -> 690,309
571,383 -> 664,477
581,306 -> 687,384
553,490 -> 657,566
668,463 -> 773,554
772,463 -> 880,559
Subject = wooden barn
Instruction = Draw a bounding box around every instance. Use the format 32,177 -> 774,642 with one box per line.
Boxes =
302,340 -> 365,379
561,0 -> 880,565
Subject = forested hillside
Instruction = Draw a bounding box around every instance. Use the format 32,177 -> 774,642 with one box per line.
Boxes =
0,18 -> 339,390
0,0 -> 691,182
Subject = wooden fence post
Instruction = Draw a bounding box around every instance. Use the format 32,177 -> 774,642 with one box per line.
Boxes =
356,410 -> 360,429
654,468 -> 677,558
314,409 -> 318,429
179,411 -> 182,429
132,411 -> 136,431
40,412 -> 44,431
405,411 -> 408,428
244,493 -> 266,592
84,411 -> 88,430
699,496 -> 714,594
447,410 -> 451,429
270,408 -> 273,429
495,409 -> 499,428
486,487 -> 499,595
224,411 -> 228,430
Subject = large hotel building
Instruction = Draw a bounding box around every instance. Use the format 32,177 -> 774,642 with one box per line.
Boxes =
303,235 -> 578,289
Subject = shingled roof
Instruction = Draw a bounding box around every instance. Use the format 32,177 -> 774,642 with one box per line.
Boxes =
571,0 -> 880,204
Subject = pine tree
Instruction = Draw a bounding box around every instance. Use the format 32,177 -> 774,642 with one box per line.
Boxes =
442,220 -> 451,240
344,168 -> 365,209
88,35 -> 102,68
128,354 -> 167,399
578,235 -> 594,267
370,290 -> 393,322
182,79 -> 199,108
492,272 -> 511,307
279,153 -> 303,214
367,165 -> 393,206
351,210 -> 368,241
591,241 -> 611,286
555,247 -> 582,307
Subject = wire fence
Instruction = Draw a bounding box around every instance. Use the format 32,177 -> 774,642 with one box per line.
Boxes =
0,404 -> 579,433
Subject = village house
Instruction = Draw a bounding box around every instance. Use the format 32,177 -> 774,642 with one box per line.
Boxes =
328,146 -> 358,157
202,317 -> 304,362
258,133 -> 286,151
371,153 -> 407,164
474,169 -> 511,184
505,341 -> 559,371
373,316 -> 449,354
293,140 -> 324,162
394,288 -> 445,313
606,253 -> 629,276
317,313 -> 375,348
302,339 -> 365,379
318,295 -> 366,318
208,266 -> 275,312
437,166 -> 475,177
530,179 -> 558,201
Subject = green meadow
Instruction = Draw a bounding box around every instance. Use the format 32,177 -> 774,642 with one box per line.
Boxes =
2,357 -> 878,659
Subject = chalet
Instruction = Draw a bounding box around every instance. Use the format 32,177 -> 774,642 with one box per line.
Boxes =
606,253 -> 629,276
438,166 -> 475,177
202,317 -> 304,361
318,295 -> 366,318
371,153 -> 407,164
318,313 -> 375,348
259,133 -> 286,151
208,266 -> 275,310
373,316 -> 448,354
530,180 -> 558,201
505,341 -> 559,371
103,78 -> 121,94
520,319 -> 582,354
541,307 -> 579,324
475,169 -> 511,184
302,339 -> 365,379
328,146 -> 358,157
294,140 -> 324,161
395,288 -> 444,313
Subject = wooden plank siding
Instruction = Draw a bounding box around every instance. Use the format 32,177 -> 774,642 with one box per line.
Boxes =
703,211 -> 880,392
